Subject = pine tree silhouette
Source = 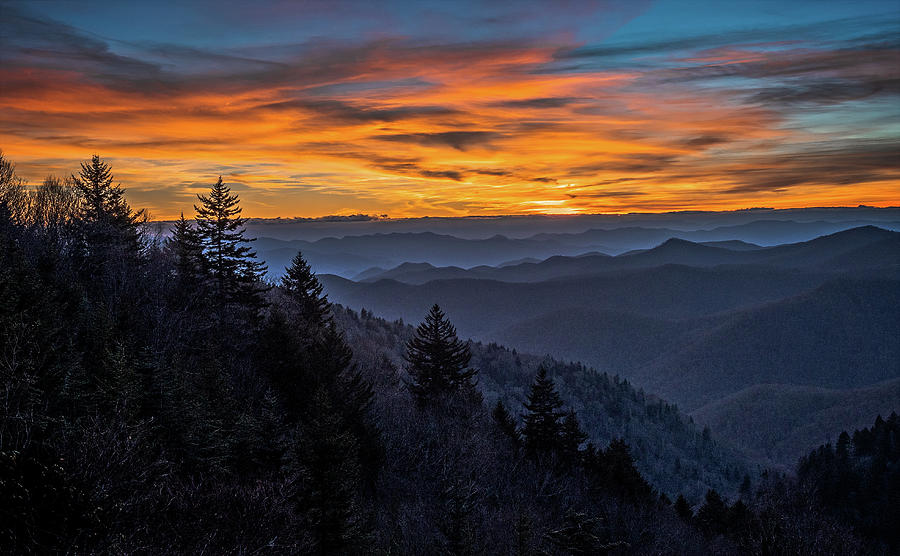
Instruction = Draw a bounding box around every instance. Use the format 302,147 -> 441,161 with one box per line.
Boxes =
600,439 -> 653,500
72,154 -> 144,262
695,489 -> 728,537
168,212 -> 204,287
281,251 -> 330,326
492,399 -> 520,444
405,304 -> 476,403
266,250 -> 380,483
296,387 -> 369,554
194,176 -> 267,307
521,366 -> 566,457
559,409 -> 588,464
674,494 -> 693,522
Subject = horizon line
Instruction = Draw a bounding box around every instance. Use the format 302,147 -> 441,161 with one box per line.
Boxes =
143,204 -> 900,223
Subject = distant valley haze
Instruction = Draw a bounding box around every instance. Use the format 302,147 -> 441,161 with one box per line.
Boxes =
165,204 -> 899,472
212,207 -> 900,278
306,217 -> 900,474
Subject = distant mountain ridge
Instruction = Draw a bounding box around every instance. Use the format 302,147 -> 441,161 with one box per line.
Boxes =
318,226 -> 900,467
357,226 -> 900,284
321,264 -> 835,337
250,218 -> 900,278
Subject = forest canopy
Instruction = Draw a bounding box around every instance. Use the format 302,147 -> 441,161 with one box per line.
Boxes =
0,152 -> 893,554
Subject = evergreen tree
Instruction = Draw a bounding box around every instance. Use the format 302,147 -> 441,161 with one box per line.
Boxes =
68,155 -> 145,302
405,304 -> 476,403
674,494 -> 693,522
726,499 -> 751,538
194,177 -> 267,307
282,251 -> 330,326
559,410 -> 588,464
521,366 -> 566,457
168,212 -> 204,287
73,154 -> 144,256
261,252 -> 380,483
295,388 -> 369,554
601,439 -> 653,500
492,399 -> 520,445
582,439 -> 652,500
695,489 -> 728,537
309,322 -> 379,481
273,252 -> 374,425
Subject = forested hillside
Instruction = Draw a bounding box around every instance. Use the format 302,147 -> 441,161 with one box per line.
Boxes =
693,379 -> 900,467
2,152 -> 891,553
333,307 -> 748,499
795,413 -> 900,550
632,278 -> 900,409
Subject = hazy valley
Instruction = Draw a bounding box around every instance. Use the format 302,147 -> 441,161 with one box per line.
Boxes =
298,217 -> 900,471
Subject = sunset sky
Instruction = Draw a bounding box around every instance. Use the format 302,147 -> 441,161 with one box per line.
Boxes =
2,0 -> 898,219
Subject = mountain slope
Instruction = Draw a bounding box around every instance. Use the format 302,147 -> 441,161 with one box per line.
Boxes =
692,379 -> 900,468
489,307 -> 714,377
321,264 -> 831,338
699,240 -> 763,250
333,306 -> 749,499
632,278 -> 900,410
319,229 -> 900,478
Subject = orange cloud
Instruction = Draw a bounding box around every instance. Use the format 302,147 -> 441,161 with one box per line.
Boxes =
1,8 -> 898,219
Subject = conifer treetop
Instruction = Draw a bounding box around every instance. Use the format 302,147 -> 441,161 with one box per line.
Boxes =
521,366 -> 568,456
73,155 -> 142,224
193,176 -> 267,305
405,304 -> 476,402
169,212 -> 204,284
281,251 -> 331,325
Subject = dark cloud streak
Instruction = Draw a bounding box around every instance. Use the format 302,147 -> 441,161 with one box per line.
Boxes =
374,131 -> 501,151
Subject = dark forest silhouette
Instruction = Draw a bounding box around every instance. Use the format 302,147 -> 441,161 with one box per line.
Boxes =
0,151 -> 896,553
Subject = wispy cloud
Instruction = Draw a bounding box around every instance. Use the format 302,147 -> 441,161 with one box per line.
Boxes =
1,1 -> 898,217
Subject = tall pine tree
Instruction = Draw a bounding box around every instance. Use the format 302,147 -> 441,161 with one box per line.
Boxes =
194,177 -> 267,307
559,409 -> 588,464
492,400 -> 520,445
281,250 -> 330,327
266,250 -> 380,482
521,366 -> 566,457
405,304 -> 476,404
168,212 -> 204,288
295,388 -> 370,554
72,155 -> 145,270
